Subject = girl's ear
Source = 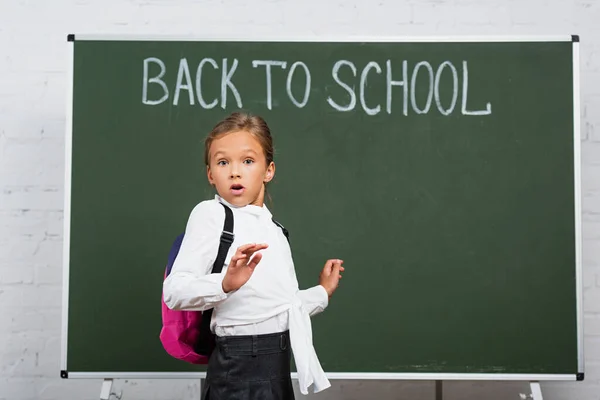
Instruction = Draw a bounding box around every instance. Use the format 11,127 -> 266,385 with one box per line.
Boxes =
207,165 -> 215,185
264,161 -> 275,183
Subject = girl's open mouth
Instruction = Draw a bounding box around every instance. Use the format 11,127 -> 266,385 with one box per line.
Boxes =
230,184 -> 245,195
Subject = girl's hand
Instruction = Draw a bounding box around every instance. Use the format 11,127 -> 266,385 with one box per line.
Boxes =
222,243 -> 268,293
319,259 -> 345,298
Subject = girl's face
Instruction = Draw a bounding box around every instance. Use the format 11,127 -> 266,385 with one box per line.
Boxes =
207,130 -> 275,207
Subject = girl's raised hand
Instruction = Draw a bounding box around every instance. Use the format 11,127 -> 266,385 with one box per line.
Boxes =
222,243 -> 268,293
319,259 -> 345,298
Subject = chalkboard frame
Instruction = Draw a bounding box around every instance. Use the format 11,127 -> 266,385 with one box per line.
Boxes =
60,34 -> 583,382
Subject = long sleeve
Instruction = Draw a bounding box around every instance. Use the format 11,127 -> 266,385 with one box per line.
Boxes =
163,200 -> 230,312
298,285 -> 329,317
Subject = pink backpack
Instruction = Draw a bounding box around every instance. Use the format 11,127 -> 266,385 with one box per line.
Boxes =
160,204 -> 234,364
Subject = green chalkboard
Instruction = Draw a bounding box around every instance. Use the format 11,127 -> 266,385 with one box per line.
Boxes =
62,36 -> 582,380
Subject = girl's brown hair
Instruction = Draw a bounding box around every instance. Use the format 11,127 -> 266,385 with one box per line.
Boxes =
204,111 -> 274,167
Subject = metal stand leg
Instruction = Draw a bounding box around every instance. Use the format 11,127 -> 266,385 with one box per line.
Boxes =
99,379 -> 122,400
435,380 -> 443,400
530,382 -> 543,400
100,379 -> 113,400
520,382 -> 544,400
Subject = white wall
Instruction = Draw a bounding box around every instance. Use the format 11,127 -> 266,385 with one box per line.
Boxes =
1,0 -> 599,399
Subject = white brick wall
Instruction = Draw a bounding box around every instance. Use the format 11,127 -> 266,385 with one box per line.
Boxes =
1,0 -> 599,399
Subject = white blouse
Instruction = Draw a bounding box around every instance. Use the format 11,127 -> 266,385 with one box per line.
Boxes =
163,195 -> 331,394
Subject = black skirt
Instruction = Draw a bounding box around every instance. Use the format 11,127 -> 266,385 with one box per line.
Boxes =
202,331 -> 295,400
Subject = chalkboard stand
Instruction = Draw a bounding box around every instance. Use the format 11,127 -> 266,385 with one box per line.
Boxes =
528,382 -> 544,400
436,380 -> 443,400
99,379 -> 112,400
94,378 -> 544,399
99,379 -> 122,400
531,382 -> 544,400
518,382 -> 544,400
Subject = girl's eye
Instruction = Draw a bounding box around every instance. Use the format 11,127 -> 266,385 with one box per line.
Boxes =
217,160 -> 228,166
243,159 -> 254,165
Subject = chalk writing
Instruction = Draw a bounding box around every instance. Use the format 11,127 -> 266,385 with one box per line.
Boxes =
142,57 -> 492,116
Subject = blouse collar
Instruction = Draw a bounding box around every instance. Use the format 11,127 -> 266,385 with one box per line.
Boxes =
215,195 -> 273,218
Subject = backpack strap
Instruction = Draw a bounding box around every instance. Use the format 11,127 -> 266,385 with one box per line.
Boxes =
211,203 -> 234,274
196,203 -> 234,356
272,218 -> 290,243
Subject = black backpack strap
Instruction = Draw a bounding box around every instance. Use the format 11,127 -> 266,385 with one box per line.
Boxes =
197,203 -> 234,356
272,218 -> 290,242
212,203 -> 234,273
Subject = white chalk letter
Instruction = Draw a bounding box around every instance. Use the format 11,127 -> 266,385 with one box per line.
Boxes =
196,58 -> 219,109
410,61 -> 434,114
327,60 -> 357,112
360,61 -> 382,116
142,57 -> 169,105
286,61 -> 311,108
386,60 -> 408,115
174,58 -> 195,106
221,58 -> 243,109
434,61 -> 459,116
461,61 -> 492,116
252,60 -> 287,110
